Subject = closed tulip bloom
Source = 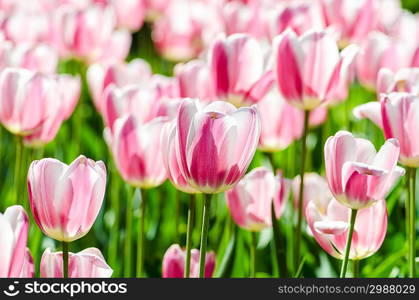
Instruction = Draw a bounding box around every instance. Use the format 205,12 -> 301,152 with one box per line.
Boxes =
110,0 -> 145,31
52,4 -> 115,61
7,43 -> 58,74
306,196 -> 387,260
324,131 -> 404,209
0,68 -> 57,136
107,115 -> 167,188
176,99 -> 260,194
28,155 -> 107,242
226,167 -> 290,231
174,60 -> 215,103
377,68 -> 419,96
209,33 -> 274,107
23,74 -> 80,147
161,120 -> 199,194
292,173 -> 332,214
87,59 -> 152,113
0,205 -> 29,278
41,248 -> 113,278
92,28 -> 132,65
162,244 -> 215,278
356,32 -> 416,90
273,29 -> 358,110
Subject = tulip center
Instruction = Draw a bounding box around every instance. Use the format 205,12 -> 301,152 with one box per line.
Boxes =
208,112 -> 223,119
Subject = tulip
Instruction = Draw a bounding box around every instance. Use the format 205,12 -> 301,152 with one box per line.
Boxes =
356,32 -> 416,90
292,173 -> 332,215
306,197 -> 387,260
144,0 -> 172,21
209,33 -> 274,107
19,248 -> 35,278
174,59 -> 215,103
7,43 -> 58,74
41,248 -> 113,278
377,68 -> 419,96
52,4 -> 116,61
0,205 -> 30,278
325,130 -> 404,209
23,74 -> 81,147
110,0 -> 145,31
92,29 -> 132,65
162,244 -> 215,278
319,0 -> 377,47
273,29 -> 359,110
87,59 -> 152,113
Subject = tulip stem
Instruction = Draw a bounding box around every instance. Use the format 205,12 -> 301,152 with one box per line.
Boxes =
250,231 -> 257,278
137,188 -> 147,277
340,208 -> 358,278
271,201 -> 288,277
62,241 -> 69,278
108,168 -> 121,276
124,186 -> 134,277
295,110 -> 309,272
199,194 -> 212,278
408,167 -> 417,278
353,260 -> 360,278
184,194 -> 196,278
13,136 -> 23,206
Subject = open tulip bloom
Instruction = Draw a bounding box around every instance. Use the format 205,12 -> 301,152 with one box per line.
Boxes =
324,130 -> 404,277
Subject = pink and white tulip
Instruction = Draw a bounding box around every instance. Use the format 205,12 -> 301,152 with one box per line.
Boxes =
324,130 -> 404,209
162,244 -> 215,278
19,248 -> 35,278
377,68 -> 419,96
87,59 -> 152,113
175,99 -> 260,194
0,205 -> 31,278
110,0 -> 145,31
209,33 -> 274,107
226,167 -> 290,231
28,155 -> 107,242
106,115 -> 167,188
273,29 -> 358,110
6,43 -> 58,74
41,248 -> 113,278
306,196 -> 387,260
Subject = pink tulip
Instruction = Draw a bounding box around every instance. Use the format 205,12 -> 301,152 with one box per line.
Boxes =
161,120 -> 199,194
106,115 -> 167,188
0,68 -> 57,136
148,74 -> 180,99
356,32 -> 416,90
0,205 -> 30,278
110,0 -> 145,31
162,244 -> 215,278
226,167 -> 290,231
6,43 -> 58,74
324,130 -> 404,209
257,90 -> 303,151
306,196 -> 387,260
87,59 -> 152,113
292,173 -> 332,215
41,248 -> 113,278
273,29 -> 358,110
319,0 -> 377,46
144,0 -> 172,20
174,59 -> 215,103
52,4 -> 116,61
209,33 -> 274,107
175,99 -> 260,194
19,248 -> 35,278
28,155 -> 107,242
269,1 -> 324,38
377,68 -> 419,96
23,74 -> 80,147
92,28 -> 132,64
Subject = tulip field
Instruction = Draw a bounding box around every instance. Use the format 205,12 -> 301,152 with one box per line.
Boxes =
1,0 -> 419,281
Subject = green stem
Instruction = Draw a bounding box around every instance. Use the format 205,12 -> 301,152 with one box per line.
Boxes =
340,208 -> 358,278
199,194 -> 212,278
250,232 -> 257,278
271,202 -> 288,277
295,110 -> 309,272
124,186 -> 134,277
353,260 -> 360,278
408,167 -> 417,278
13,136 -> 23,206
137,188 -> 147,277
184,194 -> 196,278
62,241 -> 69,278
175,190 -> 181,242
108,169 -> 121,276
